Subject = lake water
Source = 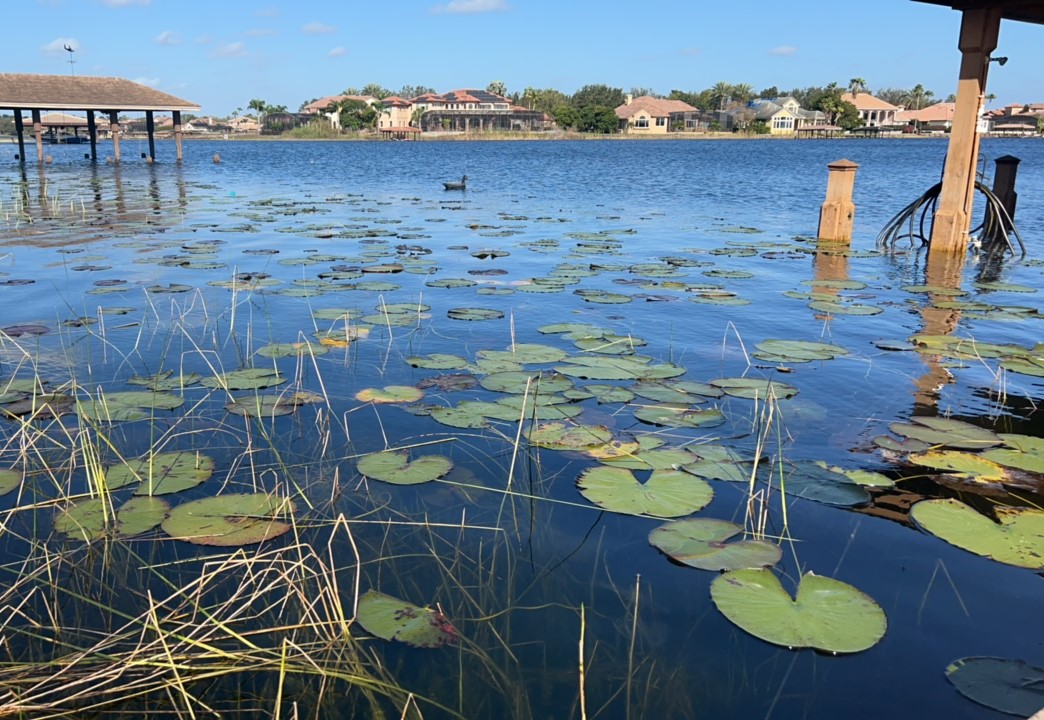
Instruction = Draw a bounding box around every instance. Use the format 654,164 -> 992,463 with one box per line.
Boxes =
1,137 -> 1042,719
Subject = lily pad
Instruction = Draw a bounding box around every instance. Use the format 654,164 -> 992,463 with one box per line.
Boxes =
76,391 -> 184,422
888,417 -> 1002,450
945,657 -> 1044,717
202,368 -> 286,391
982,434 -> 1044,474
710,569 -> 887,653
355,589 -> 459,648
55,496 -> 169,541
711,378 -> 799,400
447,307 -> 504,321
161,493 -> 296,546
406,354 -> 471,370
907,450 -> 1008,483
127,371 -> 203,392
356,451 -> 452,485
556,356 -> 685,381
576,466 -> 713,518
480,371 -> 573,395
105,451 -> 214,495
355,386 -> 424,404
527,423 -> 615,451
779,462 -> 870,507
650,518 -> 782,571
910,498 -> 1044,569
633,403 -> 726,428
0,468 -> 20,496
256,341 -> 330,358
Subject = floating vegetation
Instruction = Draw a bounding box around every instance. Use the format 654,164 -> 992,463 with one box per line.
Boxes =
576,466 -> 713,518
356,590 -> 459,648
649,518 -> 781,571
945,657 -> 1044,716
910,499 -> 1044,569
356,450 -> 453,485
161,493 -> 296,546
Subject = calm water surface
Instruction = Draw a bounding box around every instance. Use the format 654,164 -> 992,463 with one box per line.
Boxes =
1,138 -> 1042,719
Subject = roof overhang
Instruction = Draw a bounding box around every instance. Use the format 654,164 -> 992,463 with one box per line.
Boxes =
913,1 -> 1044,25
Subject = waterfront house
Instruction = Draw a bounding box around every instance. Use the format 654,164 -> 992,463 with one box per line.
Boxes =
840,92 -> 900,127
301,94 -> 378,129
614,95 -> 697,134
412,89 -> 547,132
895,102 -> 956,132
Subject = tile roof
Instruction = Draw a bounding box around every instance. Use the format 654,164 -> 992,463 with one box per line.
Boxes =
840,92 -> 900,111
0,74 -> 199,112
895,102 -> 956,123
615,95 -> 696,119
301,95 -> 377,113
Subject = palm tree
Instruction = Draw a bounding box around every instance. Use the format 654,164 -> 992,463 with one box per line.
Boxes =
732,83 -> 754,103
711,82 -> 732,111
848,77 -> 868,97
904,84 -> 934,111
985,93 -> 997,109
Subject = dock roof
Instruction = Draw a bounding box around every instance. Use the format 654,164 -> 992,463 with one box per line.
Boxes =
912,1 -> 1044,25
0,74 -> 200,113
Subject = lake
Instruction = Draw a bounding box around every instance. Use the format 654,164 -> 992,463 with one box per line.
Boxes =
0,137 -> 1042,719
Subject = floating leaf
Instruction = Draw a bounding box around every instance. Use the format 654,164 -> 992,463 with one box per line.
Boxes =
256,341 -> 330,358
710,569 -> 887,653
650,518 -> 781,571
477,344 -> 568,365
556,356 -> 685,381
0,468 -> 20,496
356,589 -> 459,648
601,447 -> 700,470
356,451 -> 452,485
447,307 -> 504,321
355,386 -> 424,404
910,499 -> 1044,569
127,371 -> 203,392
406,354 -> 470,370
77,391 -> 184,422
104,451 -> 214,495
577,466 -> 712,518
779,462 -> 870,507
711,377 -> 799,400
753,339 -> 848,363
429,405 -> 489,429
225,395 -> 302,417
888,417 -> 1002,450
945,657 -> 1044,717
161,493 -> 295,546
633,403 -> 726,428
908,450 -> 1008,483
528,423 -> 614,451
981,434 -> 1044,474
55,496 -> 169,541
480,371 -> 573,395
202,368 -> 286,391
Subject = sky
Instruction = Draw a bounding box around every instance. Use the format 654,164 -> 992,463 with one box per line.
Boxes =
7,0 -> 1044,117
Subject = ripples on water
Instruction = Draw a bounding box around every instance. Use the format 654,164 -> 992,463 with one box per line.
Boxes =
0,137 -> 1042,719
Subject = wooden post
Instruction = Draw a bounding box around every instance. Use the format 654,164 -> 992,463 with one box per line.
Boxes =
146,110 -> 156,161
108,111 -> 121,163
87,110 -> 98,162
929,7 -> 1001,255
14,110 -> 26,164
992,154 -> 1020,224
173,110 -> 183,162
817,159 -> 858,242
31,109 -> 44,164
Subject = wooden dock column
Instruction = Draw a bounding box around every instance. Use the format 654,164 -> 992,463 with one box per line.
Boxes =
992,154 -> 1020,226
146,110 -> 156,161
31,109 -> 44,164
817,159 -> 858,242
929,7 -> 1001,255
13,110 -> 26,164
173,110 -> 183,162
87,110 -> 98,162
108,111 -> 121,163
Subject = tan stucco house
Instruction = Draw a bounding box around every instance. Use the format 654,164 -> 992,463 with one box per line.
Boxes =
841,92 -> 900,127
615,95 -> 696,134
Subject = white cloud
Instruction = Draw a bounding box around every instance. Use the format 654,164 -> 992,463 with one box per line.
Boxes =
211,41 -> 247,58
769,45 -> 797,57
155,30 -> 181,46
328,46 -> 347,58
41,38 -> 79,54
133,76 -> 160,87
432,0 -> 509,14
102,0 -> 151,6
302,21 -> 336,34
245,28 -> 276,37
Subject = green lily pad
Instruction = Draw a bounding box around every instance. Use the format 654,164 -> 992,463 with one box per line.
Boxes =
888,417 -> 1002,450
711,378 -> 799,400
55,496 -> 169,541
447,307 -> 504,321
710,569 -> 887,653
807,300 -> 882,316
161,493 -> 296,546
633,403 -> 726,428
981,434 -> 1044,474
753,339 -> 848,363
202,368 -> 287,391
527,423 -> 615,451
908,450 -> 1008,483
631,380 -> 721,403
127,371 -> 203,392
945,657 -> 1044,717
683,445 -> 761,483
104,451 -> 214,495
429,405 -> 489,429
556,356 -> 685,381
0,468 -> 21,496
76,391 -> 185,422
477,344 -> 568,365
565,384 -> 636,404
406,354 -> 471,370
355,590 -> 459,648
480,371 -> 574,395
779,462 -> 870,507
356,451 -> 452,485
576,466 -> 713,518
355,386 -> 424,404
601,447 -> 700,470
256,341 -> 330,358
225,395 -> 303,417
910,498 -> 1044,569
650,518 -> 781,571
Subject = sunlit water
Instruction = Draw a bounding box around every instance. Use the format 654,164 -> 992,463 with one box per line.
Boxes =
1,137 -> 1042,719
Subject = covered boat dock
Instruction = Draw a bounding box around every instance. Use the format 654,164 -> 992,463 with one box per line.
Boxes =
0,74 -> 200,164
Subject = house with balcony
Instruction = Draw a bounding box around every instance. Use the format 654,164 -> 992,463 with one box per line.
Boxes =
615,95 -> 697,134
301,94 -> 378,129
840,92 -> 900,127
412,89 -> 547,132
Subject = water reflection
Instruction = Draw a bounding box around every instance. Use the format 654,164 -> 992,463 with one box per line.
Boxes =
914,250 -> 964,413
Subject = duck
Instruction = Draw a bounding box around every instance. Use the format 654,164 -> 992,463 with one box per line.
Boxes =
443,175 -> 467,191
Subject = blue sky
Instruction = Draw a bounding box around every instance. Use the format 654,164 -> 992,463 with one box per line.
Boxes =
8,0 -> 1044,116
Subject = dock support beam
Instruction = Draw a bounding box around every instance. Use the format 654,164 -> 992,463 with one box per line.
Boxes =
87,110 -> 98,162
14,110 -> 25,164
818,159 -> 858,243
32,110 -> 43,164
173,111 -> 183,162
992,154 -> 1020,228
929,7 -> 1001,255
109,111 -> 121,163
146,110 -> 156,161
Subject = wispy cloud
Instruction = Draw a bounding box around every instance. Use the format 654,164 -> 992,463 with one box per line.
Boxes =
769,45 -> 797,57
432,0 -> 509,14
302,21 -> 336,34
328,46 -> 347,58
102,0 -> 151,6
245,28 -> 276,37
133,76 -> 160,87
211,41 -> 247,58
194,35 -> 212,45
155,30 -> 181,46
41,37 -> 79,54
